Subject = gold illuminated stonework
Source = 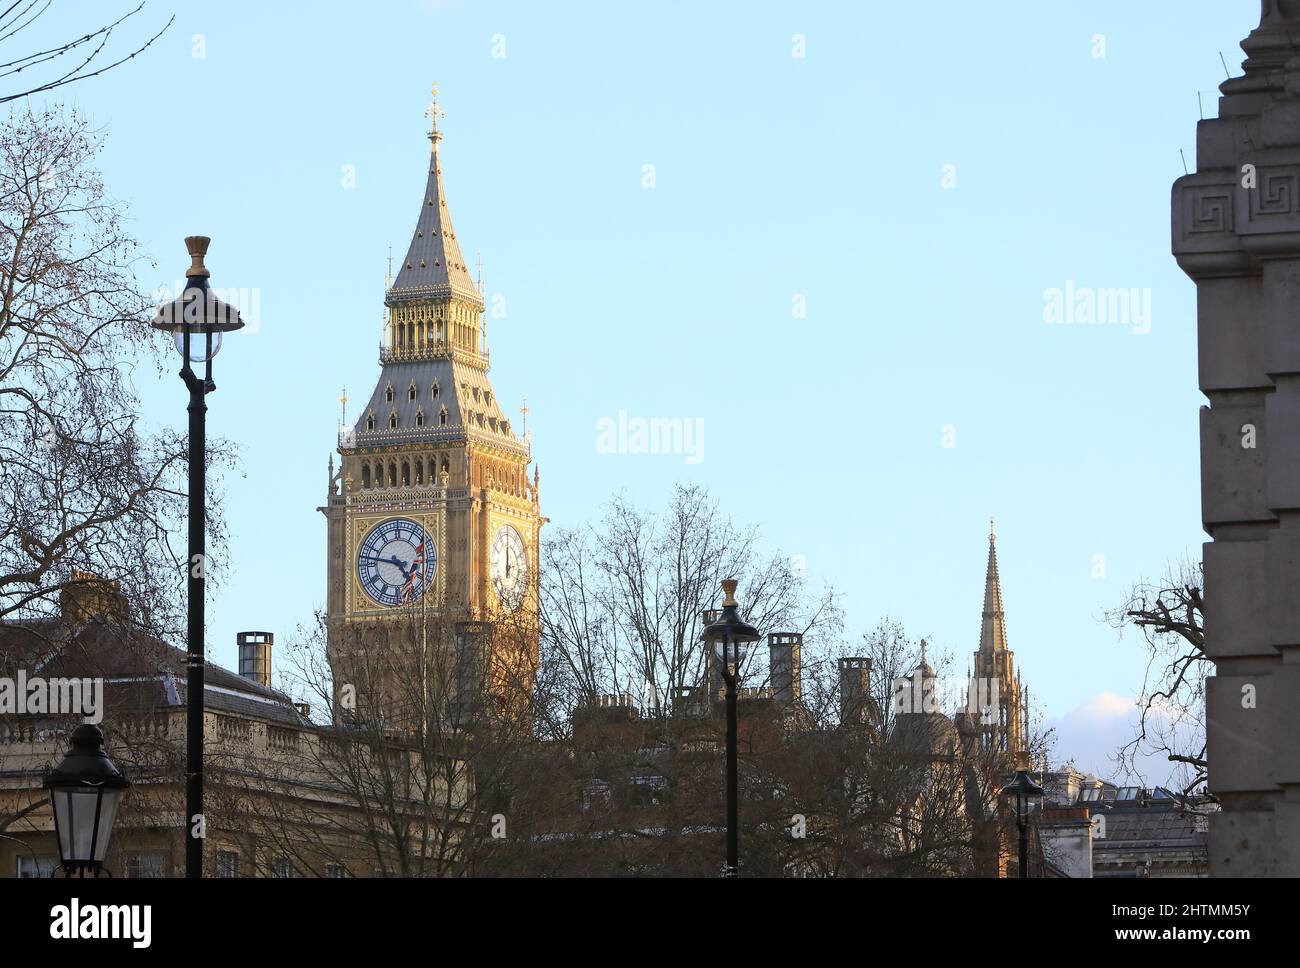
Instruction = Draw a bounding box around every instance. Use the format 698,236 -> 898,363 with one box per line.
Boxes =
319,99 -> 542,726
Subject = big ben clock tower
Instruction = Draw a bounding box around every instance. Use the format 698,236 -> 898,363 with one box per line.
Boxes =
321,90 -> 541,725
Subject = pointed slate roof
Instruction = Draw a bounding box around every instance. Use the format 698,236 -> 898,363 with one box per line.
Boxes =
348,356 -> 527,458
979,520 -> 1009,655
388,129 -> 481,307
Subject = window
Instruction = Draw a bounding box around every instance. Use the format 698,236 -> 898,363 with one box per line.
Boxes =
581,779 -> 612,813
408,383 -> 417,402
415,408 -> 424,428
375,463 -> 384,487
385,384 -> 394,404
324,864 -> 349,879
215,851 -> 239,878
630,774 -> 669,807
124,852 -> 167,878
431,381 -> 440,399
389,411 -> 398,430
366,413 -> 375,432
439,406 -> 448,427
16,855 -> 58,878
362,464 -> 371,488
272,857 -> 294,878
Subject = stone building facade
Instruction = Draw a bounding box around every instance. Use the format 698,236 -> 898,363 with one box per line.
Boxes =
1172,0 -> 1300,876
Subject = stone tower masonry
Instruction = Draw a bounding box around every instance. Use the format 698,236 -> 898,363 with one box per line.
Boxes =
1172,0 -> 1300,876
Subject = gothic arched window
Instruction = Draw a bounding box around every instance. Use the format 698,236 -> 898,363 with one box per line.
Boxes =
366,412 -> 375,432
389,411 -> 398,430
402,461 -> 410,486
439,406 -> 448,427
408,383 -> 417,402
415,408 -> 424,428
362,464 -> 371,489
431,380 -> 439,399
385,385 -> 394,404
375,462 -> 384,487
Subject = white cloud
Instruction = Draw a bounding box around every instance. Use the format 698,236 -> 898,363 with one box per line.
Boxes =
1048,690 -> 1170,783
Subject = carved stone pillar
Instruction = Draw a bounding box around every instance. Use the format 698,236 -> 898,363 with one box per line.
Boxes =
1173,0 -> 1300,876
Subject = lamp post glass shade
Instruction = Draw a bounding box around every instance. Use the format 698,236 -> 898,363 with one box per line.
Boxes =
702,579 -> 761,668
1001,770 -> 1045,817
174,328 -> 222,362
150,236 -> 244,360
43,725 -> 130,873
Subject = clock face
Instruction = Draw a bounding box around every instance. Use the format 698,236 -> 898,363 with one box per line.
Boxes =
490,524 -> 527,611
357,518 -> 436,608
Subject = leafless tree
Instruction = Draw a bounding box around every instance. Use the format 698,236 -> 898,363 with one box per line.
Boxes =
0,2 -> 173,105
746,620 -> 1053,877
540,483 -> 841,722
0,105 -> 232,646
238,605 -> 554,877
1106,556 -> 1207,797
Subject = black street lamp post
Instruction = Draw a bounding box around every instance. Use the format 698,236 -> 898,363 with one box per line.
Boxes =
150,236 -> 244,878
1000,756 -> 1045,879
43,725 -> 130,878
702,578 -> 761,878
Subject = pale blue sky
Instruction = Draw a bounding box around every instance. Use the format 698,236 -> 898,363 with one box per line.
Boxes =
23,0 -> 1258,778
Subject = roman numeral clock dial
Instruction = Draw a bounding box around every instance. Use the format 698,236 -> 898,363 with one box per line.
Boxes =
491,524 -> 527,612
357,518 -> 436,607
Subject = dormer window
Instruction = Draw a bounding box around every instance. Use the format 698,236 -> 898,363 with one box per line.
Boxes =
439,406 -> 448,427
415,408 -> 424,428
366,413 -> 375,432
431,381 -> 440,399
389,411 -> 398,430
385,384 -> 394,404
408,382 -> 417,402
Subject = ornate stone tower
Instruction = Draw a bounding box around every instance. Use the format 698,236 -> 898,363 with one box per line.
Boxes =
971,522 -> 1026,756
1172,1 -> 1300,877
321,91 -> 541,724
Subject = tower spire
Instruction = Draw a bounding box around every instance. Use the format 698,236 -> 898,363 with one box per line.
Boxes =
389,85 -> 481,310
979,520 -> 1007,654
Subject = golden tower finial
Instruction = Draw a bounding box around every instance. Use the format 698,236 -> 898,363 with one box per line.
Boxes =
424,83 -> 445,143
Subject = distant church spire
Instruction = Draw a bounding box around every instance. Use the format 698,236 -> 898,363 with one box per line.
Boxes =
973,520 -> 1024,756
979,519 -> 1008,655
